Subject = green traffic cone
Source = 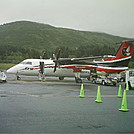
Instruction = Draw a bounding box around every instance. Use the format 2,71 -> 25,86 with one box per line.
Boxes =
79,83 -> 85,98
118,85 -> 123,98
126,82 -> 129,91
95,86 -> 102,103
119,90 -> 129,112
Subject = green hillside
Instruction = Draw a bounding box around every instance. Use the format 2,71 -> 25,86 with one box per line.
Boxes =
0,21 -> 127,49
0,21 -> 133,64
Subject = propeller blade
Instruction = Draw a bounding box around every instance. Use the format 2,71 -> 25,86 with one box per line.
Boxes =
53,54 -> 56,59
56,49 -> 61,60
54,62 -> 57,72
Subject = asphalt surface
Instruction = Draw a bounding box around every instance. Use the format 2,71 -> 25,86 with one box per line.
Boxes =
0,75 -> 134,133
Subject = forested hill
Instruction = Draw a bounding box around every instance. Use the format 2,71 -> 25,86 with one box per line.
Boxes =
0,21 -> 133,63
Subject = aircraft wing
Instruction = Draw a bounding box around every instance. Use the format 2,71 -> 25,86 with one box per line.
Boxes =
53,56 -> 101,72
53,56 -> 103,65
53,50 -> 115,72
69,56 -> 103,61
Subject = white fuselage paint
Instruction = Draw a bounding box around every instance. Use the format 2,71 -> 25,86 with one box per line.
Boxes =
7,59 -> 90,78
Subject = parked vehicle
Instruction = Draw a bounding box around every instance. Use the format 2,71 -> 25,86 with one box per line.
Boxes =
125,70 -> 134,89
92,75 -> 117,86
0,71 -> 7,83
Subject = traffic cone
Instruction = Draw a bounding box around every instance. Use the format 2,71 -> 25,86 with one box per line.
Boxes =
126,82 -> 129,91
117,85 -> 123,98
79,83 -> 85,98
119,90 -> 129,112
95,86 -> 102,103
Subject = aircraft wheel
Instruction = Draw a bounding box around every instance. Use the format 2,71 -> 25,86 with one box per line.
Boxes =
17,76 -> 21,80
113,82 -> 116,86
75,77 -> 82,83
59,77 -> 64,80
102,80 -> 106,85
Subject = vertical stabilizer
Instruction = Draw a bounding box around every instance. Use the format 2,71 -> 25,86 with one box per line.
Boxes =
115,40 -> 134,60
102,40 -> 134,67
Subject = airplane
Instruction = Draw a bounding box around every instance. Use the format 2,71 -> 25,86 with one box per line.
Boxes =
7,40 -> 134,83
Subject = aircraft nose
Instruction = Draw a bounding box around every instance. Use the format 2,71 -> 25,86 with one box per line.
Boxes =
7,67 -> 17,74
6,64 -> 21,74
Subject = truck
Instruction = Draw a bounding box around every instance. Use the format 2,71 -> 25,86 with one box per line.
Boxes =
125,70 -> 134,89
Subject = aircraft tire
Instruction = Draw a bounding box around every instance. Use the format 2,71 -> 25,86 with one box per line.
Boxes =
59,77 -> 64,80
17,76 -> 21,80
75,77 -> 82,83
113,82 -> 116,86
102,80 -> 106,85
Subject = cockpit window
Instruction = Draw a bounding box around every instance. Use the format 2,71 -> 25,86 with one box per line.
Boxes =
25,62 -> 32,65
20,61 -> 32,65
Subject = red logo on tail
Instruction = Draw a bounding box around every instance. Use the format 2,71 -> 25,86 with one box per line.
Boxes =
122,46 -> 130,56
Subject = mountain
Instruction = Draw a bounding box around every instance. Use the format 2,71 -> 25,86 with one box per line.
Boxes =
0,21 -> 131,49
0,21 -> 133,64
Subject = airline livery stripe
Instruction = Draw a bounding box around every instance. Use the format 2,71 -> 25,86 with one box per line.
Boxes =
95,56 -> 131,63
97,66 -> 128,70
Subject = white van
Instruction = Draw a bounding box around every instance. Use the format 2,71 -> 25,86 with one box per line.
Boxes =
126,70 -> 134,89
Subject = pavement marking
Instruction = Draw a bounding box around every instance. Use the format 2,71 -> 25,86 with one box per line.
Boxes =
0,92 -> 134,98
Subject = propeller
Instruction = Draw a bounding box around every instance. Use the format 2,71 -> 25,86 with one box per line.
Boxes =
53,49 -> 61,72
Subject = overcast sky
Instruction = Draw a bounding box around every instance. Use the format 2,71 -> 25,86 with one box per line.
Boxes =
0,0 -> 134,38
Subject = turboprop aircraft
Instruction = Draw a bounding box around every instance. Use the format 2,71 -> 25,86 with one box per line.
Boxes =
7,40 -> 134,83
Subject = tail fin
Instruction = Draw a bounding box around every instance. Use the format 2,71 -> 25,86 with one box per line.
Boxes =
115,40 -> 134,59
103,40 -> 134,67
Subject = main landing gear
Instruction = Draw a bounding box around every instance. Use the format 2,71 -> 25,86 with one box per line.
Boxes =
59,76 -> 64,80
75,77 -> 82,83
74,72 -> 82,83
17,75 -> 21,80
38,61 -> 45,81
38,72 -> 45,81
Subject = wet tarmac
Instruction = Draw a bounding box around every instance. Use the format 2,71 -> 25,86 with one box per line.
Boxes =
0,75 -> 134,133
